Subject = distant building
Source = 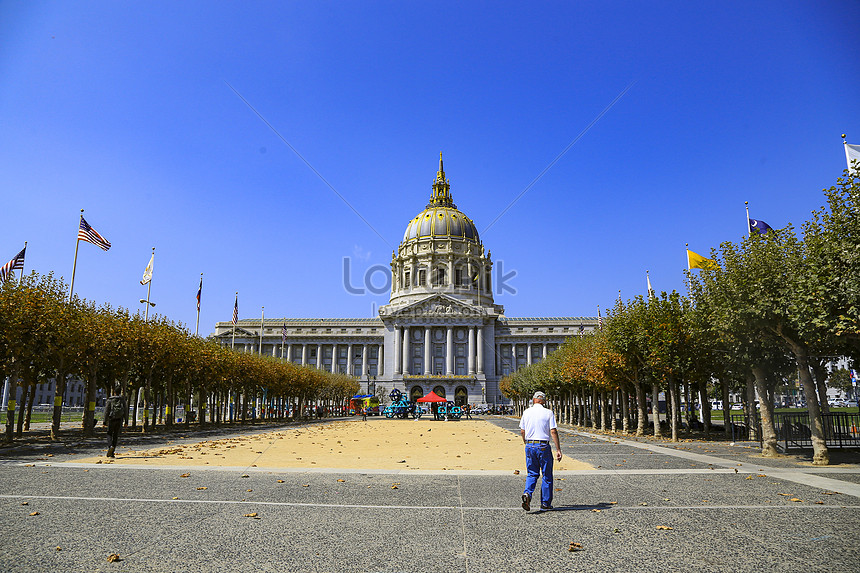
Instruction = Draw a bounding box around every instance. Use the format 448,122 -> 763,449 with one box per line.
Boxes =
214,156 -> 597,406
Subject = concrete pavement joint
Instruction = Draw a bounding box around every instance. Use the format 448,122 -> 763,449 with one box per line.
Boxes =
1,494 -> 856,511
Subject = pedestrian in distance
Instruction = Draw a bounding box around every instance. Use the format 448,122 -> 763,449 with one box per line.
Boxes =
519,391 -> 562,511
103,388 -> 128,458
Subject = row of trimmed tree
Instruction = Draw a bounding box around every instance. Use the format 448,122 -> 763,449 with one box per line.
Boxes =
501,169 -> 859,466
0,273 -> 359,443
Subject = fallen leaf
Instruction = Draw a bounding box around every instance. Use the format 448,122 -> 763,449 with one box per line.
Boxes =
56,546 -> 61,551
107,553 -> 121,563
513,470 -> 520,475
337,479 -> 345,482
302,484 -> 309,487
246,489 -> 253,492
180,473 -> 190,478
568,542 -> 583,552
20,502 -> 28,506
790,498 -> 802,502
656,526 -> 673,531
241,474 -> 249,478
277,480 -> 284,483
745,476 -> 754,480
172,497 -> 179,500
391,485 -> 399,489
197,487 -> 208,490
243,513 -> 258,518
591,509 -> 601,513
29,511 -> 39,516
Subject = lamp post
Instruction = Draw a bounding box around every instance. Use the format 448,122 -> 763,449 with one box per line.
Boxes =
139,299 -> 156,321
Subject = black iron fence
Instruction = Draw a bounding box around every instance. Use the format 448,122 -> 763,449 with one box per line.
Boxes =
728,411 -> 860,449
775,411 -> 860,450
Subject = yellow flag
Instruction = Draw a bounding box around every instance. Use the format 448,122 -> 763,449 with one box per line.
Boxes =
687,249 -> 717,270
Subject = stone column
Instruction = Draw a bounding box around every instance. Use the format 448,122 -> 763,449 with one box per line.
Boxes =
542,343 -> 547,360
394,327 -> 402,375
272,345 -> 277,358
477,327 -> 484,374
301,344 -> 307,366
424,326 -> 431,375
446,326 -> 454,375
468,326 -> 476,374
402,326 -> 410,376
361,344 -> 368,379
527,343 -> 533,366
495,343 -> 500,373
347,343 -> 354,376
316,343 -> 323,370
378,344 -> 384,376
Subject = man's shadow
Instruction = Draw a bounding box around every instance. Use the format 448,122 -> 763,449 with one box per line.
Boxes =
529,502 -> 615,514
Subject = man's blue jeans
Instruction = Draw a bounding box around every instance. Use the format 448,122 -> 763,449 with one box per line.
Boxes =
524,442 -> 553,506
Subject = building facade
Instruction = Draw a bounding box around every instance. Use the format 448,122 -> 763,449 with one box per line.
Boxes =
214,156 -> 597,406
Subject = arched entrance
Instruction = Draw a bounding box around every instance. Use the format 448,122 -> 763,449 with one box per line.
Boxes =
454,386 -> 468,406
433,386 -> 446,399
410,386 -> 424,403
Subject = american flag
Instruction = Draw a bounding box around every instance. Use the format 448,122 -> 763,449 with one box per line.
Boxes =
0,246 -> 26,282
196,276 -> 202,312
232,295 -> 238,325
78,217 -> 111,251
281,321 -> 288,342
597,306 -> 603,330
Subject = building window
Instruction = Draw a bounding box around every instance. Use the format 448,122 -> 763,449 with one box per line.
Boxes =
404,271 -> 411,287
455,268 -> 463,286
418,269 -> 426,286
433,267 -> 446,286
435,345 -> 444,357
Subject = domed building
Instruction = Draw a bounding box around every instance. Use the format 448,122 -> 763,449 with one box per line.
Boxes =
215,156 -> 598,407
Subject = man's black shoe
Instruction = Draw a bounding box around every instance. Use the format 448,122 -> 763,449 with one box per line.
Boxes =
521,494 -> 531,511
540,503 -> 553,511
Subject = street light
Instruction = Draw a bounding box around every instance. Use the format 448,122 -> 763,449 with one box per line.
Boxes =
139,299 -> 156,321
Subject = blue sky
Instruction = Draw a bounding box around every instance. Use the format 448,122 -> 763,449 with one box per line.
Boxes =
2,1 -> 859,333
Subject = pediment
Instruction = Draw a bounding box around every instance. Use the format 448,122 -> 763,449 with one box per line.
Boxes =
386,294 -> 486,318
216,326 -> 257,338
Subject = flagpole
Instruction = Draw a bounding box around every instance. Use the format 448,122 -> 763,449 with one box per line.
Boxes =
68,209 -> 84,302
18,241 -> 27,284
685,243 -> 691,271
195,273 -> 203,337
745,201 -> 750,239
143,247 -> 154,322
260,306 -> 265,355
232,292 -> 237,350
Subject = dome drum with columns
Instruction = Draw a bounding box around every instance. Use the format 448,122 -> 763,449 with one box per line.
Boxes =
213,155 -> 598,407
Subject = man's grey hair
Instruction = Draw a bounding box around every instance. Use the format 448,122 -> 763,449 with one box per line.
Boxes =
532,391 -> 546,401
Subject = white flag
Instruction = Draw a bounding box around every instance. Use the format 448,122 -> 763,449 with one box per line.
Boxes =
846,142 -> 860,173
647,272 -> 655,299
140,253 -> 154,285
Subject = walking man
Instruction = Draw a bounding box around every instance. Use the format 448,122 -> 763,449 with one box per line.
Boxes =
519,391 -> 562,511
103,388 -> 128,458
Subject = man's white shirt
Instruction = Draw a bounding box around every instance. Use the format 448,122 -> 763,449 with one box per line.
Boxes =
519,403 -> 557,441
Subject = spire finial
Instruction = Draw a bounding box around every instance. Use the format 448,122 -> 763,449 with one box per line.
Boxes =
428,152 -> 456,208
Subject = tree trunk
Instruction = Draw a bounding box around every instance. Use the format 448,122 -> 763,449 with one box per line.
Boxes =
23,378 -> 37,431
634,378 -> 647,436
142,372 -> 153,433
610,390 -> 618,432
652,385 -> 662,438
752,366 -> 779,457
683,382 -> 691,434
16,379 -> 30,436
82,366 -> 98,438
795,352 -> 830,465
721,379 -> 731,438
810,362 -> 830,415
668,375 -> 678,442
51,369 -> 67,440
4,365 -> 21,443
745,371 -> 759,441
698,379 -> 711,438
621,388 -> 630,433
591,389 -> 599,430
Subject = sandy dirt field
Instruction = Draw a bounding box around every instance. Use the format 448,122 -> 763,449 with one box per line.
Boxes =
76,418 -> 594,471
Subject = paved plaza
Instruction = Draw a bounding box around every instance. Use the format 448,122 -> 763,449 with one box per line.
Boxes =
1,417 -> 858,572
